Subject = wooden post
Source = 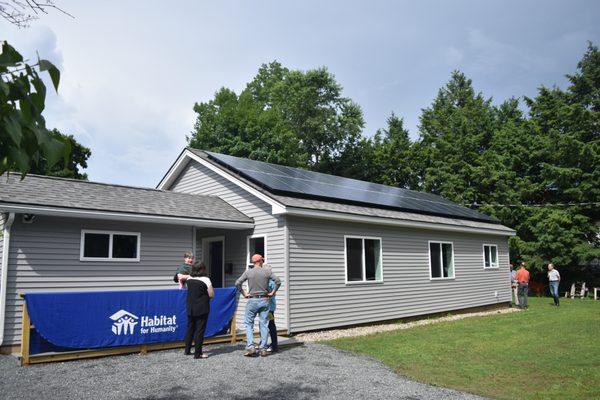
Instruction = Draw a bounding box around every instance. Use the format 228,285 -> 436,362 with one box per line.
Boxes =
20,299 -> 31,366
230,313 -> 237,344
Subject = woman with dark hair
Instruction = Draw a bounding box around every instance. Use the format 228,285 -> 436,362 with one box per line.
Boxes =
184,262 -> 214,359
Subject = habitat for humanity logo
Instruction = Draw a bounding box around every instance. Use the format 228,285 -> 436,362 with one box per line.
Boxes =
109,310 -> 139,335
109,309 -> 178,335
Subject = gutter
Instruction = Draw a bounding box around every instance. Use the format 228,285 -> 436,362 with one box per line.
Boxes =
0,212 -> 15,347
0,204 -> 254,230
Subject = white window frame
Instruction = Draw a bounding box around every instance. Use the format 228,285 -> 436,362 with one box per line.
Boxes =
247,234 -> 267,268
428,240 -> 455,280
344,235 -> 384,285
80,229 -> 141,262
482,244 -> 499,269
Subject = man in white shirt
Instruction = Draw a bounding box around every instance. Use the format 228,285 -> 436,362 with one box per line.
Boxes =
547,263 -> 561,306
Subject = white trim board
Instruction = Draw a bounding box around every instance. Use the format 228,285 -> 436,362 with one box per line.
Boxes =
0,212 -> 15,346
0,203 -> 254,230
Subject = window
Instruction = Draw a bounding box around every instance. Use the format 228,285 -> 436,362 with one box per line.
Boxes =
247,234 -> 267,267
483,244 -> 498,268
429,241 -> 454,279
345,236 -> 383,283
80,230 -> 140,261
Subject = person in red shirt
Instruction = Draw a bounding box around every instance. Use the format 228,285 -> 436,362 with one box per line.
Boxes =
515,262 -> 530,309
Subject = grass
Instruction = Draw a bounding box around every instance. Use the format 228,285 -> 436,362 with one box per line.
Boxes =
325,297 -> 600,400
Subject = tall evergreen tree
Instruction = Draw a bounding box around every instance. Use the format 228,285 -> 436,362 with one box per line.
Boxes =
412,71 -> 497,204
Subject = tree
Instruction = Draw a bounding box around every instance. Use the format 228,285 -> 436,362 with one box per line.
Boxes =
0,40 -> 70,177
410,47 -> 600,271
0,0 -> 72,28
331,113 -> 415,187
512,43 -> 600,269
188,61 -> 365,174
29,129 -> 91,179
412,71 -> 497,204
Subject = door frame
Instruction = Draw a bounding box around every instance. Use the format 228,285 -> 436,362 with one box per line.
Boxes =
202,236 -> 225,288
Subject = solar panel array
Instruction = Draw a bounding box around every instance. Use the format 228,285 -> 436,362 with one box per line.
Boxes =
206,151 -> 497,223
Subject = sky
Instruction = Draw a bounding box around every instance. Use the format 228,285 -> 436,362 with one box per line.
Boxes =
2,0 -> 600,187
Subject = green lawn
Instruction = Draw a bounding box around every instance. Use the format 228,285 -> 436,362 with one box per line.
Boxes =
326,298 -> 600,400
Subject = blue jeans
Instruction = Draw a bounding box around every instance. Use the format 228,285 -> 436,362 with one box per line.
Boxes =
549,281 -> 560,305
244,298 -> 269,350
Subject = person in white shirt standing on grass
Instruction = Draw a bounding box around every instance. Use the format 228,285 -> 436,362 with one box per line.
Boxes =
547,263 -> 561,306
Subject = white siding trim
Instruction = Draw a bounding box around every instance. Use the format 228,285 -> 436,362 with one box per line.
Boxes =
285,207 -> 515,236
80,230 -> 141,262
0,203 -> 253,229
343,235 -> 384,285
428,240 -> 456,280
0,212 -> 15,346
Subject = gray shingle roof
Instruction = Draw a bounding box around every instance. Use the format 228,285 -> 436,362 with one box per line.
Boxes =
0,173 -> 252,223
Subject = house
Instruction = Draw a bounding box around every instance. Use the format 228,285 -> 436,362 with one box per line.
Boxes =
0,148 -> 515,353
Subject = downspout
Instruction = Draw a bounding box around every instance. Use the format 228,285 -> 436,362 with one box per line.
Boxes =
284,220 -> 291,335
0,212 -> 15,347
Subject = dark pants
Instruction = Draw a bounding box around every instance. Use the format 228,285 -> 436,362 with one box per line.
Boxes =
268,312 -> 278,350
185,314 -> 208,355
518,284 -> 529,309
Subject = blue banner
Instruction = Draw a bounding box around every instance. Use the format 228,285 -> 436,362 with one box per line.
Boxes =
24,288 -> 237,354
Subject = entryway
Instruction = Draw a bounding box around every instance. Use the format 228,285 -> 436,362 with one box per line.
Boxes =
202,236 -> 224,288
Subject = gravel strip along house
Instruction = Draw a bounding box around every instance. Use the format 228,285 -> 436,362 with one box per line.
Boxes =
0,148 -> 515,353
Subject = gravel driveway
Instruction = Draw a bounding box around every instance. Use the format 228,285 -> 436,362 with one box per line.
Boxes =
0,343 -> 485,400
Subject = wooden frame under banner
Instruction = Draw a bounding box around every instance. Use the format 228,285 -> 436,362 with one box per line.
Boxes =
19,296 -> 238,366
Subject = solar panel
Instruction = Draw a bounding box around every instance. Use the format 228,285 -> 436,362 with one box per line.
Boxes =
205,151 -> 497,223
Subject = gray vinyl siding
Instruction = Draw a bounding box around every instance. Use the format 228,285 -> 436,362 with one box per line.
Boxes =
3,215 -> 193,346
287,216 -> 511,332
168,161 -> 288,331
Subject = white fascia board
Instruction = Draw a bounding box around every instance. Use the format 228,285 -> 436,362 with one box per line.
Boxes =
0,204 -> 254,230
284,207 -> 516,237
163,149 -> 287,215
156,148 -> 189,190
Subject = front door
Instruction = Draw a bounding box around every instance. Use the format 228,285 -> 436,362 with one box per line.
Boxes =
203,237 -> 224,288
